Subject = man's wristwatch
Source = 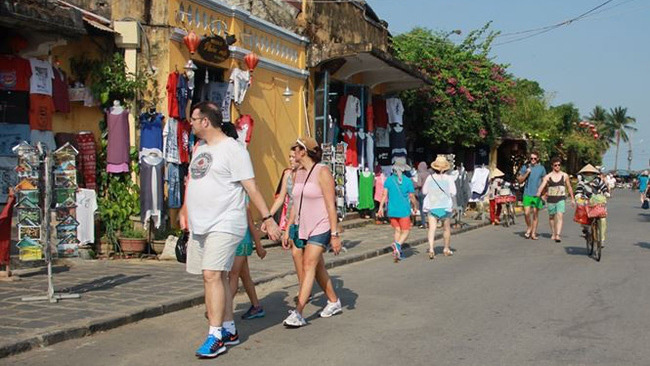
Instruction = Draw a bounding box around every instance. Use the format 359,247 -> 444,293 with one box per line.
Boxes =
331,231 -> 340,238
262,214 -> 273,222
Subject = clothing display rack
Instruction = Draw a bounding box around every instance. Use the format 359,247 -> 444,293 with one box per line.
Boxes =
22,149 -> 80,303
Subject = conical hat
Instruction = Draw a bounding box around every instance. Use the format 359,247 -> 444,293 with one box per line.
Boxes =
578,164 -> 599,174
490,168 -> 505,178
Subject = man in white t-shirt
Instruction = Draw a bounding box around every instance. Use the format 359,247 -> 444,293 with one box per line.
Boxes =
180,101 -> 280,359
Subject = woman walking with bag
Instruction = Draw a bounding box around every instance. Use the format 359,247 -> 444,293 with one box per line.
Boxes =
423,156 -> 456,259
377,159 -> 418,261
282,136 -> 342,327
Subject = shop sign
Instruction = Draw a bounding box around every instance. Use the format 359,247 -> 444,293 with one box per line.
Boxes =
197,36 -> 230,64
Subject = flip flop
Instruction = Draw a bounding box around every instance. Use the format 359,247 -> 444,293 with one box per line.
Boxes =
524,233 -> 531,239
531,235 -> 538,240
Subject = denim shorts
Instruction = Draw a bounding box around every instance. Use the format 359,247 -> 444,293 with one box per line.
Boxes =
290,225 -> 330,249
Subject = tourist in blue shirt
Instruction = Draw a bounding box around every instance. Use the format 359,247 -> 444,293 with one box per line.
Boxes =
378,159 -> 417,261
517,151 -> 547,240
639,171 -> 649,204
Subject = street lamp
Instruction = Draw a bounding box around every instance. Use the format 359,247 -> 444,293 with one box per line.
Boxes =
272,77 -> 293,102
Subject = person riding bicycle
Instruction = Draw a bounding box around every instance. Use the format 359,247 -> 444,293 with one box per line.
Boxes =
575,164 -> 609,246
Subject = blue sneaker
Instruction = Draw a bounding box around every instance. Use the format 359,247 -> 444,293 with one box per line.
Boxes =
221,329 -> 240,346
241,305 -> 266,320
195,334 -> 226,358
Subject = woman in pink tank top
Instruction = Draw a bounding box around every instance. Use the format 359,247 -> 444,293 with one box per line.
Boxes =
281,136 -> 342,327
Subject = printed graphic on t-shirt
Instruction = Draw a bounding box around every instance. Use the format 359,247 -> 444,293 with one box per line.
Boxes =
34,66 -> 49,91
1,71 -> 16,89
190,152 -> 212,179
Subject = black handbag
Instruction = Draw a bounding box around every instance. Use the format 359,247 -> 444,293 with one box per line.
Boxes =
175,231 -> 189,263
642,199 -> 649,210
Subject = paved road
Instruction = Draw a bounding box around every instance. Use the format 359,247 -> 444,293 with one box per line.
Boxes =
4,190 -> 648,366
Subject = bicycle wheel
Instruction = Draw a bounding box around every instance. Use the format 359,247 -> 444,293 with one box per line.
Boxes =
502,205 -> 510,227
509,203 -> 516,225
585,225 -> 594,256
594,220 -> 602,262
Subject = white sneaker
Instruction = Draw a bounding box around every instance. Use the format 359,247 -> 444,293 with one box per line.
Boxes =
283,309 -> 306,327
319,299 -> 342,318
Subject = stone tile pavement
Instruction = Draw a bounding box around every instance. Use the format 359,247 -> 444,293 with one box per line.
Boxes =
0,215 -> 491,358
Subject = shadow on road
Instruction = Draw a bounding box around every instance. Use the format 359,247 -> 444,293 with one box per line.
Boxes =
342,240 -> 362,250
564,246 -> 590,256
59,274 -> 150,293
17,265 -> 70,278
638,213 -> 650,222
305,275 -> 358,321
234,289 -> 291,344
635,242 -> 650,250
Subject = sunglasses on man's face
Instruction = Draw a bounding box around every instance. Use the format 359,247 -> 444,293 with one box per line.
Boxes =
553,163 -> 560,167
531,157 -> 538,161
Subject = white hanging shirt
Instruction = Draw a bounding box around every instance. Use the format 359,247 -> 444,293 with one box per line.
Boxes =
230,68 -> 251,105
342,95 -> 361,128
76,189 -> 98,244
345,166 -> 359,205
29,58 -> 53,95
386,97 -> 404,125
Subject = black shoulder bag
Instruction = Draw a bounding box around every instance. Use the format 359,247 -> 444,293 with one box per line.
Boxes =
175,231 -> 189,263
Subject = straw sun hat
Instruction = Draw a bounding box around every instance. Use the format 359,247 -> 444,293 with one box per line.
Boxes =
431,156 -> 451,172
578,164 -> 600,174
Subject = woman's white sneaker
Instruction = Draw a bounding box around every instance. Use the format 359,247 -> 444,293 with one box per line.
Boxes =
319,299 -> 342,318
283,309 -> 307,327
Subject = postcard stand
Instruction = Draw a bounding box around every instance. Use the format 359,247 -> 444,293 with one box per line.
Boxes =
22,150 -> 80,303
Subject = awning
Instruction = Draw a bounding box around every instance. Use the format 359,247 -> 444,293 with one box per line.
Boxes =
83,17 -> 115,34
312,43 -> 431,94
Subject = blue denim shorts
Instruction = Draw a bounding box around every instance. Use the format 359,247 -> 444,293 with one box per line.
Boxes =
289,225 -> 330,249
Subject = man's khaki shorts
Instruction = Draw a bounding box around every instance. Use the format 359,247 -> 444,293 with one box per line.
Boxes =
186,231 -> 244,275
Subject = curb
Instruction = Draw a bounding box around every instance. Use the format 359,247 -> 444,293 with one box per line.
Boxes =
0,219 -> 489,359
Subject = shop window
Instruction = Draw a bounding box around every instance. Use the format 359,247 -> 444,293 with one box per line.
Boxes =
209,15 -> 214,32
187,5 -> 193,24
190,62 -> 226,108
195,9 -> 200,28
203,13 -> 208,30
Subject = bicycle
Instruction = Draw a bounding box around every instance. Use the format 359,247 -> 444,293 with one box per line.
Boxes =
584,218 -> 602,261
495,194 -> 516,227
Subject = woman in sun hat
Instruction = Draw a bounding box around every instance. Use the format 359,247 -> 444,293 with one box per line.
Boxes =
575,163 -> 609,245
377,158 -> 418,261
422,155 -> 456,259
488,168 -> 506,225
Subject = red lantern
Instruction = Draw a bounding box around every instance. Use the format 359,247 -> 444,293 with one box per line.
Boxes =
183,30 -> 200,54
593,133 -> 599,139
244,52 -> 259,72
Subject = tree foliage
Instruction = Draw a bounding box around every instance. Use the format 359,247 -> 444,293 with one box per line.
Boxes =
393,24 -> 515,147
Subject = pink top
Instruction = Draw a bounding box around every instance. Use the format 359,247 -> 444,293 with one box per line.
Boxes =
374,172 -> 385,202
292,164 -> 330,240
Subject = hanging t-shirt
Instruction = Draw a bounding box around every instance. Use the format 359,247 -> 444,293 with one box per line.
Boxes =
389,124 -> 407,160
366,104 -> 374,132
52,67 -> 70,113
106,109 -> 130,173
357,170 -> 374,210
0,55 -> 31,91
345,166 -> 359,206
376,147 -> 391,166
0,193 -> 15,265
139,112 -> 164,151
30,130 -> 56,151
337,95 -> 347,125
375,126 -> 389,147
76,132 -> 97,190
0,123 -> 29,155
186,138 -> 254,236
374,172 -> 385,202
166,71 -> 179,118
366,133 -> 375,170
167,162 -> 182,209
76,188 -> 97,244
176,74 -> 189,120
230,68 -> 250,105
29,58 -> 53,95
140,151 -> 164,228
29,94 -> 55,131
343,129 -> 358,167
235,114 -> 254,146
177,118 -> 191,164
384,174 -> 414,218
373,99 -> 388,128
162,117 -> 180,164
386,97 -> 404,125
342,95 -> 361,128
0,90 -> 29,124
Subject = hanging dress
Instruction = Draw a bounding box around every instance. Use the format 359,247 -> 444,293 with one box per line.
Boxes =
357,170 -> 375,210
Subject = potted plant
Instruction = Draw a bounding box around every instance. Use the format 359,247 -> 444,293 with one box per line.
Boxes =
118,227 -> 147,254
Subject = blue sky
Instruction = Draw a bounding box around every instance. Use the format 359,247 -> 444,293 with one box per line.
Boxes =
368,0 -> 650,171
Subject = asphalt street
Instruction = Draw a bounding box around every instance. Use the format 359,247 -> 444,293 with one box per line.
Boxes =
4,190 -> 649,366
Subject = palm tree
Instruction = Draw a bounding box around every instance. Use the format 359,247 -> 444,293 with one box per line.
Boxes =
608,106 -> 637,171
587,106 -> 614,148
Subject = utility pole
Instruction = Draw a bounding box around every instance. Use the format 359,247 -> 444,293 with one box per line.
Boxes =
627,140 -> 632,172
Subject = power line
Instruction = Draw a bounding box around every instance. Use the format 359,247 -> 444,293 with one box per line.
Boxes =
493,0 -> 616,46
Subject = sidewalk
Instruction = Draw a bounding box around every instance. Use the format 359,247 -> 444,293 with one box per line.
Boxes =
0,215 -> 491,358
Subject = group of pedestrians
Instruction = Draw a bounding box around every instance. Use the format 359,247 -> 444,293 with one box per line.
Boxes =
180,102 -> 342,359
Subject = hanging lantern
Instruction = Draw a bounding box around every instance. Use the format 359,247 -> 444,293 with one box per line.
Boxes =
244,52 -> 259,72
183,30 -> 200,54
579,121 -> 587,127
593,133 -> 599,139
